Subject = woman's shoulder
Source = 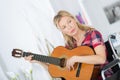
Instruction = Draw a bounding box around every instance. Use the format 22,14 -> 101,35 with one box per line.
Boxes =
85,29 -> 102,38
87,29 -> 101,35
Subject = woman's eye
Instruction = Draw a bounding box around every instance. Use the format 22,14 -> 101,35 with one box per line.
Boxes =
68,20 -> 71,23
60,26 -> 66,30
62,26 -> 66,29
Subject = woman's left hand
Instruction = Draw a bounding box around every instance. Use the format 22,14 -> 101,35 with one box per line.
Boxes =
66,56 -> 78,71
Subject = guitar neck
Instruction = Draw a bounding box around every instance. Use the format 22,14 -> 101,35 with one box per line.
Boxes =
23,52 -> 65,67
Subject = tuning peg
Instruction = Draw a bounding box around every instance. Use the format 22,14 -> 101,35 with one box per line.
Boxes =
12,49 -> 23,58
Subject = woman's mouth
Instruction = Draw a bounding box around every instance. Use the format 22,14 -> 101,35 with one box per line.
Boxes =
70,29 -> 75,33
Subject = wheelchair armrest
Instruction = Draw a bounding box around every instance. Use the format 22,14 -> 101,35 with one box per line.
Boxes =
101,59 -> 120,80
102,59 -> 120,71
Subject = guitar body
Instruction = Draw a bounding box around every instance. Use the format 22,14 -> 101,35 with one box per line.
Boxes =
48,46 -> 94,80
12,46 -> 95,80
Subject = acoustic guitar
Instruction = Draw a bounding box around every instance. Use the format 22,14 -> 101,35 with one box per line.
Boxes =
12,46 -> 94,80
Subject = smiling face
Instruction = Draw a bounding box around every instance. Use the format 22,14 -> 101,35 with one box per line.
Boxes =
58,16 -> 79,37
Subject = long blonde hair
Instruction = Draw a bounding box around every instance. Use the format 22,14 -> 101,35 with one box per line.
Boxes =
53,10 -> 94,49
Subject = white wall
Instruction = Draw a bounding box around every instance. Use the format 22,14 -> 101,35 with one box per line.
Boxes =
0,0 -> 64,80
50,0 -> 81,16
80,0 -> 120,41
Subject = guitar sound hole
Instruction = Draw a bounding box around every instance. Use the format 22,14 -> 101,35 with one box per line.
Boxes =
60,58 -> 66,68
61,77 -> 65,80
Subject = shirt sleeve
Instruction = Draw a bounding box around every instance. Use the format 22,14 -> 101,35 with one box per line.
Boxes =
91,30 -> 104,48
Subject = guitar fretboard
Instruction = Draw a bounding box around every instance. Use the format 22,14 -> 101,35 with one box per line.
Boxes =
23,52 -> 62,66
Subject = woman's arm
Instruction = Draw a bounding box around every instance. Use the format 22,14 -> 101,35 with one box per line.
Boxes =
66,44 -> 106,70
76,45 -> 106,64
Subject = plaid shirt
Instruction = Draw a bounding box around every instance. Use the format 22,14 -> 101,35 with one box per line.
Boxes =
83,30 -> 113,79
65,30 -> 105,49
81,30 -> 104,48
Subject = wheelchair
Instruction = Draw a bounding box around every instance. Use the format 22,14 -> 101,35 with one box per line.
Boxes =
101,33 -> 120,80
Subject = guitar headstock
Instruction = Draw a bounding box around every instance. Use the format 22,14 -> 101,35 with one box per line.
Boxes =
12,49 -> 23,58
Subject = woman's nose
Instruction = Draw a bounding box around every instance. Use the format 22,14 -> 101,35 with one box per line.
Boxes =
67,25 -> 72,29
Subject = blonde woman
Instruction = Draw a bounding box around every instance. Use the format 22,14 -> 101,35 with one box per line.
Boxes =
25,10 -> 111,80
